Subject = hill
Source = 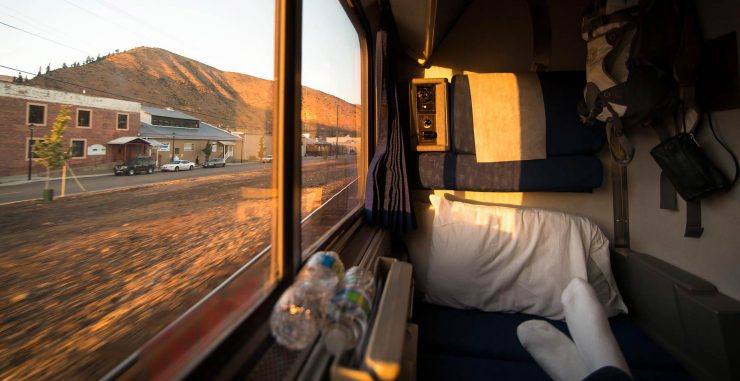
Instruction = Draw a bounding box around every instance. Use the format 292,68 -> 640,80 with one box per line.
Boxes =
28,47 -> 360,136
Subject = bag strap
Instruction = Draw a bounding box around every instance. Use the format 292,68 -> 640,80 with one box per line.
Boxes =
526,0 -> 551,72
680,112 -> 737,239
706,113 -> 740,186
685,200 -> 703,237
605,105 -> 635,165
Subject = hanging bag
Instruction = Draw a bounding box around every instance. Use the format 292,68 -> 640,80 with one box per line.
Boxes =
650,112 -> 739,236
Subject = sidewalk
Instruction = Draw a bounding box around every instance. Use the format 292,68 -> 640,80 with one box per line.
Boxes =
0,161 -> 260,187
0,169 -> 113,187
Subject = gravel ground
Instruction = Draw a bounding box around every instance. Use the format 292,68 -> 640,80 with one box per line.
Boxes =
0,158 -> 358,380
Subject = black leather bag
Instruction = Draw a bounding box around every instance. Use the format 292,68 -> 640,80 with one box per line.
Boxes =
650,115 -> 738,202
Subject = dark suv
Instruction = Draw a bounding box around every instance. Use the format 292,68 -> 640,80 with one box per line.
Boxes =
114,157 -> 156,176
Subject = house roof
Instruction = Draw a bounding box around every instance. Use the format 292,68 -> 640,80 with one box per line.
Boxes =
108,137 -> 154,145
142,106 -> 199,121
139,121 -> 240,141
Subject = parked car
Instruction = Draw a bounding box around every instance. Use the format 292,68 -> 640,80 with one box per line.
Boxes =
261,155 -> 273,163
161,160 -> 195,172
114,157 -> 156,176
203,157 -> 226,168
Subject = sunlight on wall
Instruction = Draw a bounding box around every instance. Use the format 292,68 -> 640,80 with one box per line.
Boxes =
432,190 -> 525,206
422,65 -> 481,80
423,65 -> 454,80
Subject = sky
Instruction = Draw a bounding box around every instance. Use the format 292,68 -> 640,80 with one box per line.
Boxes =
0,0 -> 361,104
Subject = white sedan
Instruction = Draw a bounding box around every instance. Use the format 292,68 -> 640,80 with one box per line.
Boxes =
161,160 -> 195,172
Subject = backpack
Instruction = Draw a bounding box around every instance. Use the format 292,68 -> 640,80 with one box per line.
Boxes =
578,0 -> 701,165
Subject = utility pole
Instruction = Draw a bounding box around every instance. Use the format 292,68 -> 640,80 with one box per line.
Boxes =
171,133 -> 175,163
335,104 -> 339,159
27,124 -> 35,180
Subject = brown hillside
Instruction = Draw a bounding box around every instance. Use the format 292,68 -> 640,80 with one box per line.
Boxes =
28,47 -> 360,136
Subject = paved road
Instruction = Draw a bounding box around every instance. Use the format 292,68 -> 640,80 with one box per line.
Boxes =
0,162 -> 269,205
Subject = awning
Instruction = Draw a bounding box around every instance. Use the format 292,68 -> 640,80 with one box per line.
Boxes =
108,137 -> 156,145
143,138 -> 164,147
218,140 -> 236,146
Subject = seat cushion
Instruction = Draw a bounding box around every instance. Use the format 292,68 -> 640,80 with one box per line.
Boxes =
417,153 -> 603,192
452,72 -> 605,156
413,301 -> 693,380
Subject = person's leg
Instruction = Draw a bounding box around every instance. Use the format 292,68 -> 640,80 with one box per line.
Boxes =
517,320 -> 589,381
561,278 -> 631,377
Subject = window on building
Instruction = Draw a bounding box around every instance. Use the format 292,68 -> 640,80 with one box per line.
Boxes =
77,109 -> 92,128
27,138 -> 45,159
27,103 -> 46,125
116,113 -> 128,130
70,140 -> 86,158
184,143 -> 194,151
300,0 -> 364,254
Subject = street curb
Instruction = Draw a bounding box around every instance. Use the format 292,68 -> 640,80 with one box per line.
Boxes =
0,161 -> 260,188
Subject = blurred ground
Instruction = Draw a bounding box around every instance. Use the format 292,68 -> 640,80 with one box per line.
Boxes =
0,158 -> 358,380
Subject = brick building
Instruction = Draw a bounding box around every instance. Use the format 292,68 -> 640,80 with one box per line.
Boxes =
0,83 -> 144,177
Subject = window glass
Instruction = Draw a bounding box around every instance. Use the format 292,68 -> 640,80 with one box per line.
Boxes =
70,139 -> 85,157
28,138 -> 44,159
116,113 -> 129,130
28,104 -> 45,124
77,109 -> 91,127
301,0 -> 363,253
0,1 -> 276,379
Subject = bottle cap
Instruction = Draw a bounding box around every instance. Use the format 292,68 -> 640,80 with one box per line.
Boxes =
324,328 -> 348,355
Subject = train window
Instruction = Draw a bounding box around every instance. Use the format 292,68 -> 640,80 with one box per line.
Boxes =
300,0 -> 364,254
0,1 -> 277,379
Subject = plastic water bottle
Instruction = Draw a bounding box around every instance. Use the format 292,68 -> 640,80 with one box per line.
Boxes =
270,251 -> 345,350
323,266 -> 376,355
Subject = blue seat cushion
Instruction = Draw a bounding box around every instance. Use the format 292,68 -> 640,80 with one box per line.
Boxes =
451,71 -> 605,156
417,153 -> 603,192
413,301 -> 692,380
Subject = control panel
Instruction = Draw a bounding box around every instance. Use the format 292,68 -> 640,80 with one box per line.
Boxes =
410,78 -> 449,151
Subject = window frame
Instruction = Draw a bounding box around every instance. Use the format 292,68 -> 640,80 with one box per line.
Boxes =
116,113 -> 129,131
26,102 -> 47,126
25,138 -> 45,161
69,138 -> 87,159
76,108 -> 92,128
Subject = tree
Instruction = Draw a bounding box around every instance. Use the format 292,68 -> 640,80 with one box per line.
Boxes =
257,134 -> 266,160
62,62 -> 67,69
34,106 -> 72,192
202,140 -> 213,161
37,66 -> 42,76
46,64 -> 50,73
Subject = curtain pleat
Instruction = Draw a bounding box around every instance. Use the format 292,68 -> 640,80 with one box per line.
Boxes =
364,21 -> 416,234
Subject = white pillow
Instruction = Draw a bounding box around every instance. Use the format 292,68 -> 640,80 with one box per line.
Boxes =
423,194 -> 627,320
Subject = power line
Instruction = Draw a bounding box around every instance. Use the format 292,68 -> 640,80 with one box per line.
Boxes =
0,20 -> 89,55
0,64 -> 241,124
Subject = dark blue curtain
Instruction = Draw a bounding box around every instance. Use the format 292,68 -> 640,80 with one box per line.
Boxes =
364,10 -> 416,234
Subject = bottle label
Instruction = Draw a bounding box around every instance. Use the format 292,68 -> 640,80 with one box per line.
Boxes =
334,289 -> 371,316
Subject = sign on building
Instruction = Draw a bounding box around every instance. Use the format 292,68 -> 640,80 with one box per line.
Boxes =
87,144 -> 107,156
159,142 -> 170,152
